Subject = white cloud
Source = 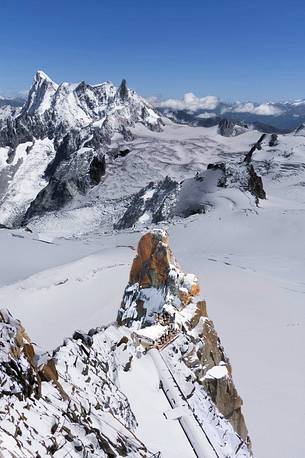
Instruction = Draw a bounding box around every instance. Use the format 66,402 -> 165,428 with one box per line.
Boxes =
253,103 -> 283,116
232,102 -> 283,116
157,92 -> 220,112
149,93 -> 284,117
230,102 -> 256,113
145,96 -> 159,105
197,112 -> 217,119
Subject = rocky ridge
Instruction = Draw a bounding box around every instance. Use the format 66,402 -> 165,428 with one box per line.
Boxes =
115,158 -> 266,229
0,309 -> 149,457
0,230 -> 251,457
118,230 -> 252,455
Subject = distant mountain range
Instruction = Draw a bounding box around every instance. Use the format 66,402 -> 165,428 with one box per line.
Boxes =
152,93 -> 305,131
2,84 -> 305,131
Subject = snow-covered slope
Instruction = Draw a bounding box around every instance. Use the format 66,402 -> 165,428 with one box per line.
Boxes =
17,120 -> 304,240
0,139 -> 55,225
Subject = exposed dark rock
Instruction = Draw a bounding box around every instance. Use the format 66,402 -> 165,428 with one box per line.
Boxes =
118,79 -> 128,101
116,157 -> 266,230
247,164 -> 266,203
269,133 -> 278,146
45,130 -> 80,179
89,155 -> 106,185
114,176 -> 179,230
119,148 -> 130,157
218,118 -> 248,137
244,133 -> 266,164
23,178 -> 74,222
72,330 -> 93,347
0,223 -> 10,229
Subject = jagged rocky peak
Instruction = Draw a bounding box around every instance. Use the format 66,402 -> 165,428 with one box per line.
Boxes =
18,70 -> 163,131
35,69 -> 57,85
0,70 -> 165,226
117,230 -> 252,453
118,78 -> 129,100
0,70 -> 164,151
117,229 -> 199,327
21,70 -> 59,116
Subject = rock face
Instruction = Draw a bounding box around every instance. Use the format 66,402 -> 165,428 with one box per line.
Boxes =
115,176 -> 180,230
218,118 -> 248,137
118,230 -> 251,453
117,230 -> 200,327
0,308 -> 42,399
187,303 -> 249,442
0,308 -> 65,402
0,97 -> 23,129
115,159 -> 266,229
0,308 -> 148,457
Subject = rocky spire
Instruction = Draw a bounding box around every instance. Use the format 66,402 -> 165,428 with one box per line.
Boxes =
117,230 -> 252,452
117,229 -> 200,327
118,78 -> 129,101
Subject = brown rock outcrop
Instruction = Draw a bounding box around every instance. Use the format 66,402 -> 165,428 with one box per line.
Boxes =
0,308 -> 66,400
187,302 -> 250,447
129,230 -> 174,288
117,230 -> 200,327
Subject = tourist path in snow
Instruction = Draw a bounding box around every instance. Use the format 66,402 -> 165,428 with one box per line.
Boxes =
150,348 -> 220,458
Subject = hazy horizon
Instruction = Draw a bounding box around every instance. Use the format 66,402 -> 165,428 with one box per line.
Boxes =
1,68 -> 305,106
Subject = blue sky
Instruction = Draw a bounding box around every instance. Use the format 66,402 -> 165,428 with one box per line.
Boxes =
1,0 -> 305,101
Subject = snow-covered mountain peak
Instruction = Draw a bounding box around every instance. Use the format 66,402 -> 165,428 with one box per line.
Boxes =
16,71 -> 164,134
21,69 -> 58,116
34,69 -> 58,85
0,71 -> 165,226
